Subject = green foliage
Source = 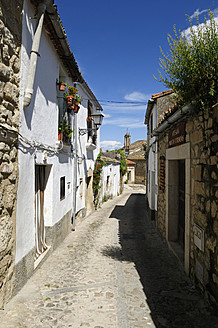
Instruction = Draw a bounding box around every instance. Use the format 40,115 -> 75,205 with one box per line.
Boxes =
64,86 -> 82,103
68,86 -> 78,95
155,10 -> 218,111
74,94 -> 82,103
59,119 -> 74,138
115,149 -> 127,176
93,153 -> 106,207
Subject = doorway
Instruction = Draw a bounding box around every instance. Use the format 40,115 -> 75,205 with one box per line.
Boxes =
166,143 -> 190,273
35,165 -> 48,260
167,160 -> 185,264
178,160 -> 185,249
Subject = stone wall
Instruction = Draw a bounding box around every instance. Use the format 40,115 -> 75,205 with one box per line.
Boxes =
0,0 -> 23,307
157,134 -> 168,237
156,93 -> 175,125
188,107 -> 218,304
157,105 -> 218,305
134,159 -> 146,185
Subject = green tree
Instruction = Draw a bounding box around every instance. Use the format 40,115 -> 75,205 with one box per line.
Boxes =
115,150 -> 127,176
155,10 -> 218,111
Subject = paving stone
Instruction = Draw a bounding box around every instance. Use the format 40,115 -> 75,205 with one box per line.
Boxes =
0,187 -> 217,327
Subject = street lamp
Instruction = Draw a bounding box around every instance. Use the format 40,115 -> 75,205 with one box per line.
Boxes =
91,108 -> 104,128
79,108 -> 104,136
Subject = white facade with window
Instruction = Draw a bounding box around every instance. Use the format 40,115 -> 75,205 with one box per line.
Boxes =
15,0 -> 102,293
145,90 -> 174,220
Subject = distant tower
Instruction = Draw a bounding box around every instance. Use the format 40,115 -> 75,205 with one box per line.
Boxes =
124,131 -> 131,157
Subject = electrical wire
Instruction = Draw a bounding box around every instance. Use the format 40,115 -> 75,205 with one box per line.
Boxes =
57,95 -> 147,105
0,123 -> 75,158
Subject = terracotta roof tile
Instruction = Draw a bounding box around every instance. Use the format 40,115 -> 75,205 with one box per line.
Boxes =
152,89 -> 173,99
127,159 -> 136,165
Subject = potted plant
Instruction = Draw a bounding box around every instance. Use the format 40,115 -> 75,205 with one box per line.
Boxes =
64,86 -> 82,112
58,81 -> 68,91
58,129 -> 63,141
58,119 -> 74,143
74,103 -> 80,113
87,116 -> 92,123
64,86 -> 78,107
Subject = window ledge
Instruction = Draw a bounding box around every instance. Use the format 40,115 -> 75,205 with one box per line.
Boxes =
86,142 -> 96,151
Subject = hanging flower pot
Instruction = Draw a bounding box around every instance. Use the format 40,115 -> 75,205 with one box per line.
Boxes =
66,96 -> 76,105
74,103 -> 80,113
87,116 -> 92,123
58,130 -> 63,141
59,82 -> 67,91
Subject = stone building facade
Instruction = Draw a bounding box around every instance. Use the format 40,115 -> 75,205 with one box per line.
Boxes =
155,104 -> 218,305
127,140 -> 147,185
0,0 -> 23,306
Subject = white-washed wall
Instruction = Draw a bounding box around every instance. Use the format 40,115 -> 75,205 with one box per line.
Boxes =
16,0 -> 74,264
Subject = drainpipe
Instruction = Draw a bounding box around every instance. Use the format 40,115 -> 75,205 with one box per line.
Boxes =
72,111 -> 78,231
23,1 -> 47,109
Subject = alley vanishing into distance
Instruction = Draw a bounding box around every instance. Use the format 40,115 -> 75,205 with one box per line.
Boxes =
0,186 -> 217,328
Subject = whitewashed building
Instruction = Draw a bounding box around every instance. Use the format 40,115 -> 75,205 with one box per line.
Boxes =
74,82 -> 103,221
15,0 -> 103,293
100,155 -> 120,202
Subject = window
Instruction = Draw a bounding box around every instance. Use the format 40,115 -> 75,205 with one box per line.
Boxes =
87,100 -> 93,140
60,176 -> 65,200
150,113 -> 153,134
79,178 -> 83,198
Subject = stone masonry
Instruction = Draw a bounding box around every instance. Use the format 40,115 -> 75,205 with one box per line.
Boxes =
157,105 -> 218,305
0,0 -> 23,307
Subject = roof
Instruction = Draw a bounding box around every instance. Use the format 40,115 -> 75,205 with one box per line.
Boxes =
151,89 -> 173,99
101,155 -> 120,164
127,140 -> 146,160
129,140 -> 146,149
127,159 -> 136,165
144,89 -> 173,124
31,0 -> 102,111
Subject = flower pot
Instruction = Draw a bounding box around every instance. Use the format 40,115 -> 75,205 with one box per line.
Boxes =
58,130 -> 63,141
74,103 -> 80,113
66,96 -> 74,104
87,116 -> 92,123
59,83 -> 66,91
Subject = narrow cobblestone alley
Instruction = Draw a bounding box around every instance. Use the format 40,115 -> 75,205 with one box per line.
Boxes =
0,186 -> 217,328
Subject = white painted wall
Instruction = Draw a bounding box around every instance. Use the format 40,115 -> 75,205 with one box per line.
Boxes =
16,0 -> 75,264
100,164 -> 120,203
147,104 -> 158,212
74,83 -> 101,214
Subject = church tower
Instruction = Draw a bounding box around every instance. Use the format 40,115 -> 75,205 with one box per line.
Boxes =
124,131 -> 131,156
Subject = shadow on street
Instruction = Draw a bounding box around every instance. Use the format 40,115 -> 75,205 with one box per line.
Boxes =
101,192 -> 218,328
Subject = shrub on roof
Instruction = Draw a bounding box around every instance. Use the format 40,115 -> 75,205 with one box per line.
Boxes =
155,10 -> 218,111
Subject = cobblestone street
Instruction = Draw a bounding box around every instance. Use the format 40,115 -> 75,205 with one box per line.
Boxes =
0,186 -> 217,328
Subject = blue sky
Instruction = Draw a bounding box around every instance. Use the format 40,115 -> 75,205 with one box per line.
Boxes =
54,0 -> 218,151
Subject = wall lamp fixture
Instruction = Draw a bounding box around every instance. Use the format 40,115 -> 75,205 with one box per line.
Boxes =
79,108 -> 104,136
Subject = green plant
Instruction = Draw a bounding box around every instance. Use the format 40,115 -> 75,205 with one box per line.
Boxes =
74,94 -> 82,104
93,153 -> 106,207
115,149 -> 127,176
59,119 -> 74,139
155,10 -> 218,111
59,81 -> 68,86
103,194 -> 109,202
68,86 -> 78,95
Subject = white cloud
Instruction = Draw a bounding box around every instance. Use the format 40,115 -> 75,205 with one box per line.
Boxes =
102,103 -> 146,112
100,140 -> 123,151
190,9 -> 208,20
102,117 -> 145,129
124,91 -> 149,102
103,113 -> 111,118
183,8 -> 218,37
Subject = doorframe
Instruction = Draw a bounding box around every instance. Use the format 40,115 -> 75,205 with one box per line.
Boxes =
166,143 -> 190,274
